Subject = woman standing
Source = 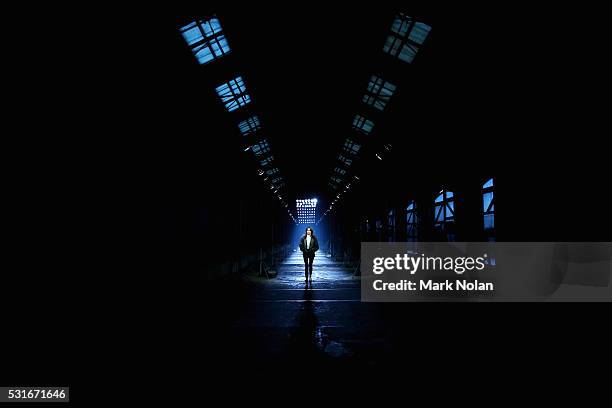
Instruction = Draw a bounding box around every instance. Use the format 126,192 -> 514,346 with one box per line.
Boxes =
299,227 -> 319,282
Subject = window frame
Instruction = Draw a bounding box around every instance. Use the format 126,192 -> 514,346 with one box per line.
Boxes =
483,178 -> 495,230
238,115 -> 261,137
215,76 -> 251,112
363,75 -> 397,111
406,200 -> 418,241
383,13 -> 431,64
352,114 -> 375,135
179,18 -> 231,65
434,189 -> 455,228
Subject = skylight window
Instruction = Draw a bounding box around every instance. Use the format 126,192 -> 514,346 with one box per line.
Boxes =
353,115 -> 374,135
179,18 -> 231,65
215,77 -> 251,112
383,13 -> 431,63
251,140 -> 270,157
259,156 -> 274,167
334,167 -> 347,176
342,139 -> 361,156
338,155 -> 353,167
363,76 -> 397,111
238,116 -> 261,136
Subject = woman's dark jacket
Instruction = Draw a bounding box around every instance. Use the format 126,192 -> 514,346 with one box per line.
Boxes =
299,235 -> 319,256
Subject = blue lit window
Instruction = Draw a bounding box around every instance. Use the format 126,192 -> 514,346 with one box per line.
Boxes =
215,77 -> 251,112
343,139 -> 361,156
383,13 -> 431,63
259,155 -> 273,167
363,76 -> 397,111
270,177 -> 285,190
338,155 -> 353,167
434,189 -> 455,228
179,18 -> 231,65
331,176 -> 343,185
376,220 -> 383,233
238,116 -> 261,136
483,178 -> 495,230
406,200 -> 418,241
266,168 -> 279,176
329,179 -> 340,190
334,167 -> 347,176
388,209 -> 396,242
353,115 -> 374,135
251,140 -> 270,157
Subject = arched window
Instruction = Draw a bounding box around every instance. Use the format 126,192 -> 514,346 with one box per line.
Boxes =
483,178 -> 495,231
434,189 -> 455,240
406,201 -> 418,241
388,209 -> 396,242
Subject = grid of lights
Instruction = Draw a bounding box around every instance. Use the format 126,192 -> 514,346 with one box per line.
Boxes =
321,11 -> 431,223
296,198 -> 318,225
179,15 -> 295,223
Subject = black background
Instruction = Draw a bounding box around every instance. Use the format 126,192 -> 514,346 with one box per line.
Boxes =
3,1 -> 610,401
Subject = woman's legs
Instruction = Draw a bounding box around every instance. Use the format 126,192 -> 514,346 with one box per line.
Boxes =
303,254 -> 309,280
307,255 -> 314,279
303,254 -> 314,280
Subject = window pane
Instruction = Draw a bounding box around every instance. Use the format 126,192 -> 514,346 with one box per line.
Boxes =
484,214 -> 495,229
215,77 -> 251,112
181,25 -> 202,45
391,17 -> 410,36
238,116 -> 261,136
409,22 -> 431,44
483,192 -> 493,212
180,18 -> 231,65
364,76 -> 396,111
435,205 -> 443,222
446,201 -> 454,216
383,36 -> 400,56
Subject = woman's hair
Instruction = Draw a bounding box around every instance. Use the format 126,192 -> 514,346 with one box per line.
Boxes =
305,227 -> 315,237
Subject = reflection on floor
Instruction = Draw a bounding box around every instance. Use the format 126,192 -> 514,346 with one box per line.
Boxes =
210,250 -> 392,372
202,249 -> 559,378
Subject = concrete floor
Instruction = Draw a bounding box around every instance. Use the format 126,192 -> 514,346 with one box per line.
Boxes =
205,250 -> 547,376
213,250 -> 394,372
194,249 -> 583,383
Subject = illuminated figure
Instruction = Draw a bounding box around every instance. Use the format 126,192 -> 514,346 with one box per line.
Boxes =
299,227 -> 319,282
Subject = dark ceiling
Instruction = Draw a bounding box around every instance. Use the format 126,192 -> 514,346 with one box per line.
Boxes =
134,3 -> 606,222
